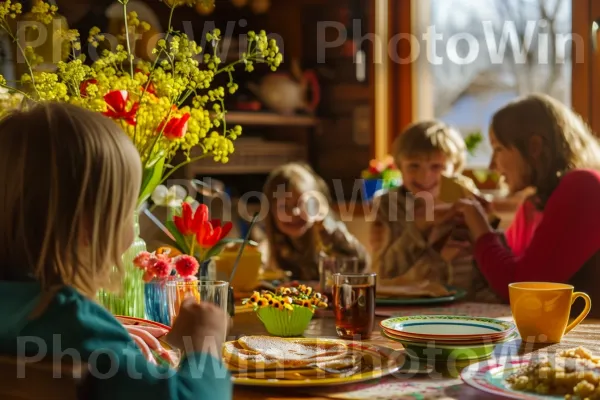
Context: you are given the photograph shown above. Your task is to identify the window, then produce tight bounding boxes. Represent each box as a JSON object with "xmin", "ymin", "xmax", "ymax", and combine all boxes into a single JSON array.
[{"xmin": 422, "ymin": 0, "xmax": 573, "ymax": 168}]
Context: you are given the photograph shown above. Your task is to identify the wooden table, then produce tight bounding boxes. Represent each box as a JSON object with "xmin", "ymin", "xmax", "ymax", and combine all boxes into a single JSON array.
[{"xmin": 229, "ymin": 307, "xmax": 600, "ymax": 400}]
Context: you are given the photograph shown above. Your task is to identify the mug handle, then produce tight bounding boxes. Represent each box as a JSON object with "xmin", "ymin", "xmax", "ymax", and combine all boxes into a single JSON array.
[{"xmin": 564, "ymin": 292, "xmax": 592, "ymax": 334}]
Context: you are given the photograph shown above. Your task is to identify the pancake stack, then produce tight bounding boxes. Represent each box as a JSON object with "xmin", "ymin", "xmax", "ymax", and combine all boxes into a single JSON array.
[{"xmin": 223, "ymin": 336, "xmax": 363, "ymax": 380}]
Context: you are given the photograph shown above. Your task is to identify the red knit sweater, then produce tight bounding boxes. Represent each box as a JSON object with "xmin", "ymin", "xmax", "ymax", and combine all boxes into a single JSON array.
[{"xmin": 475, "ymin": 169, "xmax": 600, "ymax": 301}]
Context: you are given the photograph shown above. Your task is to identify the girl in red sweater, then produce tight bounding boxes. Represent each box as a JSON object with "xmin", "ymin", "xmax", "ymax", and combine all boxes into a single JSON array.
[{"xmin": 454, "ymin": 93, "xmax": 600, "ymax": 316}]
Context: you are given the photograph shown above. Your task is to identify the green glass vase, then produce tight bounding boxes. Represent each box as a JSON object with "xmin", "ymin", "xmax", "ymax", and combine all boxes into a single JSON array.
[{"xmin": 97, "ymin": 212, "xmax": 146, "ymax": 318}]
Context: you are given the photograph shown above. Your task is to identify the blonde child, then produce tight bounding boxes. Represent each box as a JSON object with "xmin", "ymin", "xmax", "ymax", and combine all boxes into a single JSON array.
[
  {"xmin": 370, "ymin": 120, "xmax": 500, "ymax": 302},
  {"xmin": 0, "ymin": 103, "xmax": 231, "ymax": 399},
  {"xmin": 263, "ymin": 162, "xmax": 369, "ymax": 281}
]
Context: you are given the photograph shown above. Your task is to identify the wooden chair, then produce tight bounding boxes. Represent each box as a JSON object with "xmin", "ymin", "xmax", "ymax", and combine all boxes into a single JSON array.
[{"xmin": 0, "ymin": 355, "xmax": 89, "ymax": 400}]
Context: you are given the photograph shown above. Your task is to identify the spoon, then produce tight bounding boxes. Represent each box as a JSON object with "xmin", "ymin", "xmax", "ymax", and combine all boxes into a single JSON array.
[{"xmin": 229, "ymin": 212, "xmax": 259, "ymax": 282}]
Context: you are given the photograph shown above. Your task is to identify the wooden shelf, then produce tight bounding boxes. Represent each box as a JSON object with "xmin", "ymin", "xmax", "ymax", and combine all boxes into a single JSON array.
[
  {"xmin": 185, "ymin": 138, "xmax": 308, "ymax": 177},
  {"xmin": 223, "ymin": 111, "xmax": 320, "ymax": 127}
]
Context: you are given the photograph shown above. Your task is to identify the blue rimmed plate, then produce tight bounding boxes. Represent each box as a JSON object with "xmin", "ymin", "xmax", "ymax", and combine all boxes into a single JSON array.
[
  {"xmin": 380, "ymin": 315, "xmax": 516, "ymax": 341},
  {"xmin": 376, "ymin": 286, "xmax": 466, "ymax": 306}
]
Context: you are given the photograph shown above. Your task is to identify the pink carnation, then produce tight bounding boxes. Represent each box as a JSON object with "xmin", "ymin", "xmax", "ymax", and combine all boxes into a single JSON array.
[
  {"xmin": 174, "ymin": 255, "xmax": 199, "ymax": 278},
  {"xmin": 150, "ymin": 259, "xmax": 173, "ymax": 279},
  {"xmin": 142, "ymin": 270, "xmax": 155, "ymax": 283},
  {"xmin": 156, "ymin": 253, "xmax": 172, "ymax": 264},
  {"xmin": 133, "ymin": 251, "xmax": 152, "ymax": 270}
]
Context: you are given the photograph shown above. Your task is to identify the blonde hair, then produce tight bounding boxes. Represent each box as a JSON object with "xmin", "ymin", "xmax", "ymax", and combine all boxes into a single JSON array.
[
  {"xmin": 262, "ymin": 163, "xmax": 333, "ymax": 273},
  {"xmin": 0, "ymin": 102, "xmax": 141, "ymax": 297},
  {"xmin": 491, "ymin": 93, "xmax": 600, "ymax": 207},
  {"xmin": 263, "ymin": 162, "xmax": 333, "ymax": 230},
  {"xmin": 391, "ymin": 120, "xmax": 467, "ymax": 174}
]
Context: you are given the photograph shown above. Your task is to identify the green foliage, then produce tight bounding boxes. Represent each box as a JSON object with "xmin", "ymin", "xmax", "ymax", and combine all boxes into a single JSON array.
[{"xmin": 465, "ymin": 131, "xmax": 483, "ymax": 156}]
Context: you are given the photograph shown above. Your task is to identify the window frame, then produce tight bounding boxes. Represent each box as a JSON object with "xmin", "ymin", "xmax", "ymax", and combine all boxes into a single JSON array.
[{"xmin": 376, "ymin": 0, "xmax": 594, "ymax": 166}]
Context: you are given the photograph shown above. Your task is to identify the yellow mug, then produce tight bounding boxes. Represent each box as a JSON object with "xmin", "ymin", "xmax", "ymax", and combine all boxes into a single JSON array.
[{"xmin": 509, "ymin": 282, "xmax": 591, "ymax": 343}]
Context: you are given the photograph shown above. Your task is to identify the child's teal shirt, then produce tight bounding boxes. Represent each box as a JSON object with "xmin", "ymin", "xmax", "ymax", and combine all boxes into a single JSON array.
[{"xmin": 0, "ymin": 281, "xmax": 232, "ymax": 400}]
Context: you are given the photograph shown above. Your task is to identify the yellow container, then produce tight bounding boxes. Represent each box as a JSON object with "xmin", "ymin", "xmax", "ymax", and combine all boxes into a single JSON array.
[{"xmin": 214, "ymin": 246, "xmax": 262, "ymax": 292}]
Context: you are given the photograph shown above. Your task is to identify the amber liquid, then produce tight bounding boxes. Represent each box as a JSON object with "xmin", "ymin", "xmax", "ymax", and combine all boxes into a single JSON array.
[{"xmin": 333, "ymin": 284, "xmax": 375, "ymax": 339}]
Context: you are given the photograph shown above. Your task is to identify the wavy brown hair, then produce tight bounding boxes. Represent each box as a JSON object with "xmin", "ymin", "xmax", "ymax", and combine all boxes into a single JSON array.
[
  {"xmin": 491, "ymin": 93, "xmax": 600, "ymax": 208},
  {"xmin": 0, "ymin": 102, "xmax": 141, "ymax": 297}
]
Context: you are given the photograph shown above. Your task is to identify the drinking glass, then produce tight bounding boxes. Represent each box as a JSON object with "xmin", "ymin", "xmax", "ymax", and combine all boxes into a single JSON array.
[
  {"xmin": 166, "ymin": 279, "xmax": 229, "ymax": 325},
  {"xmin": 144, "ymin": 280, "xmax": 170, "ymax": 326},
  {"xmin": 332, "ymin": 273, "xmax": 377, "ymax": 340},
  {"xmin": 318, "ymin": 255, "xmax": 359, "ymax": 301}
]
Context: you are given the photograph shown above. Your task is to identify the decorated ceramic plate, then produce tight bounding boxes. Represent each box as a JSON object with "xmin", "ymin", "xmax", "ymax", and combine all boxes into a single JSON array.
[
  {"xmin": 461, "ymin": 357, "xmax": 563, "ymax": 399},
  {"xmin": 382, "ymin": 325, "xmax": 518, "ymax": 346},
  {"xmin": 375, "ymin": 287, "xmax": 467, "ymax": 306},
  {"xmin": 227, "ymin": 339, "xmax": 405, "ymax": 387},
  {"xmin": 115, "ymin": 315, "xmax": 171, "ymax": 336},
  {"xmin": 380, "ymin": 315, "xmax": 516, "ymax": 340},
  {"xmin": 115, "ymin": 315, "xmax": 179, "ymax": 368},
  {"xmin": 382, "ymin": 330, "xmax": 519, "ymax": 361}
]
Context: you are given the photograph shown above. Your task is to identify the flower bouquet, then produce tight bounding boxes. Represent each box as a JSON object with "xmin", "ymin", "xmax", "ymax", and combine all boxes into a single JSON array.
[
  {"xmin": 134, "ymin": 248, "xmax": 199, "ymax": 325},
  {"xmin": 0, "ymin": 0, "xmax": 282, "ymax": 317},
  {"xmin": 243, "ymin": 285, "xmax": 328, "ymax": 337},
  {"xmin": 360, "ymin": 155, "xmax": 401, "ymax": 200},
  {"xmin": 137, "ymin": 198, "xmax": 242, "ymax": 323}
]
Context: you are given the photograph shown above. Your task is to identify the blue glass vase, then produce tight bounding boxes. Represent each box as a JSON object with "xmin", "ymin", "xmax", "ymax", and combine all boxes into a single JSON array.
[{"xmin": 144, "ymin": 279, "xmax": 170, "ymax": 326}]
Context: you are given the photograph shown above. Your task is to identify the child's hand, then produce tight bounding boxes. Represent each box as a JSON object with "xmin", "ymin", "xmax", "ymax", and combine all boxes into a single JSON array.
[
  {"xmin": 165, "ymin": 297, "xmax": 230, "ymax": 360},
  {"xmin": 451, "ymin": 198, "xmax": 493, "ymax": 241},
  {"xmin": 440, "ymin": 238, "xmax": 471, "ymax": 263}
]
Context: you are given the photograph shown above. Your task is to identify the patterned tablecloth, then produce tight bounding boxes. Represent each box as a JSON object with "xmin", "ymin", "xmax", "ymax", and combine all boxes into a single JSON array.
[
  {"xmin": 309, "ymin": 302, "xmax": 514, "ymax": 400},
  {"xmin": 311, "ymin": 376, "xmax": 464, "ymax": 400}
]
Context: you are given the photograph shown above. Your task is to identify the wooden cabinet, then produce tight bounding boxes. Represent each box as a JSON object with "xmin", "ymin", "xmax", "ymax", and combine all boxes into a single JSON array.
[{"xmin": 184, "ymin": 111, "xmax": 320, "ymax": 178}]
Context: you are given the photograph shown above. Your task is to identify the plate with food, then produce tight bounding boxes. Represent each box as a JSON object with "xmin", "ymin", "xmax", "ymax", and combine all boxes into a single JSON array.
[
  {"xmin": 223, "ymin": 335, "xmax": 404, "ymax": 387},
  {"xmin": 375, "ymin": 284, "xmax": 467, "ymax": 306},
  {"xmin": 461, "ymin": 347, "xmax": 600, "ymax": 399},
  {"xmin": 115, "ymin": 315, "xmax": 180, "ymax": 369}
]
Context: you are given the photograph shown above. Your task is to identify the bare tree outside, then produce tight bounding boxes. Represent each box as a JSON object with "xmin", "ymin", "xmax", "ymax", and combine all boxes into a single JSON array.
[{"xmin": 429, "ymin": 0, "xmax": 572, "ymax": 167}]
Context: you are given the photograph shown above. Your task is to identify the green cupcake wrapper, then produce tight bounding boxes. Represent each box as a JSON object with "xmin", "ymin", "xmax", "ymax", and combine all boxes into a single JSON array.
[{"xmin": 257, "ymin": 305, "xmax": 314, "ymax": 337}]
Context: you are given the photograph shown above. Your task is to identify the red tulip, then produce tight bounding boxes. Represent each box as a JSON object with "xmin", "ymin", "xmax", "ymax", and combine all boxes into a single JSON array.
[
  {"xmin": 173, "ymin": 203, "xmax": 232, "ymax": 249},
  {"xmin": 196, "ymin": 219, "xmax": 232, "ymax": 248},
  {"xmin": 173, "ymin": 202, "xmax": 208, "ymax": 236},
  {"xmin": 103, "ymin": 90, "xmax": 139, "ymax": 126},
  {"xmin": 80, "ymin": 79, "xmax": 97, "ymax": 97},
  {"xmin": 135, "ymin": 68, "xmax": 157, "ymax": 95},
  {"xmin": 158, "ymin": 113, "xmax": 190, "ymax": 140}
]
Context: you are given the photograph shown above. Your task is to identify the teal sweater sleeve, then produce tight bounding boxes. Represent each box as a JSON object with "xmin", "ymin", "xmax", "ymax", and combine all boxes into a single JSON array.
[
  {"xmin": 84, "ymin": 350, "xmax": 232, "ymax": 400},
  {"xmin": 3, "ymin": 284, "xmax": 232, "ymax": 400}
]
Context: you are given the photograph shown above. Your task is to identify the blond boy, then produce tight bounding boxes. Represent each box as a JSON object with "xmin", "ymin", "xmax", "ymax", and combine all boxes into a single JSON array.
[{"xmin": 370, "ymin": 121, "xmax": 500, "ymax": 302}]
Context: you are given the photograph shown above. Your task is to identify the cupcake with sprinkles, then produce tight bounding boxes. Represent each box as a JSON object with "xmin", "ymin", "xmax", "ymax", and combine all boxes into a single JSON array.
[{"xmin": 242, "ymin": 285, "xmax": 328, "ymax": 337}]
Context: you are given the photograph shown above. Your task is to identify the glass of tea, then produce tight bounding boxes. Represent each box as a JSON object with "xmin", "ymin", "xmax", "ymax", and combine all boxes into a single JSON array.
[
  {"xmin": 332, "ymin": 273, "xmax": 377, "ymax": 340},
  {"xmin": 319, "ymin": 255, "xmax": 359, "ymax": 302}
]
